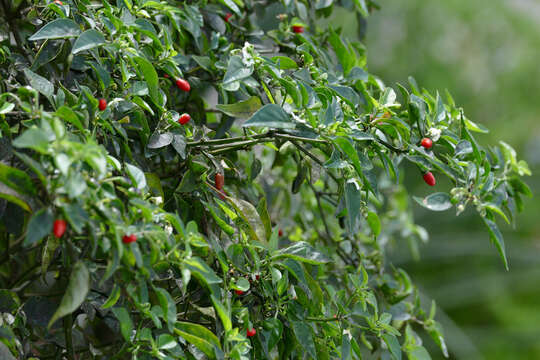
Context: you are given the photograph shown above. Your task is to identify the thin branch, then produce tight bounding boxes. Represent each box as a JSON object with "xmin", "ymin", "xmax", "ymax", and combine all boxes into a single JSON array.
[{"xmin": 291, "ymin": 140, "xmax": 339, "ymax": 184}]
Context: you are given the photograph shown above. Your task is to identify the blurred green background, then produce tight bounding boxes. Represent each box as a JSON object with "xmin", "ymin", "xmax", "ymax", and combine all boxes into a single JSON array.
[{"xmin": 361, "ymin": 0, "xmax": 539, "ymax": 359}]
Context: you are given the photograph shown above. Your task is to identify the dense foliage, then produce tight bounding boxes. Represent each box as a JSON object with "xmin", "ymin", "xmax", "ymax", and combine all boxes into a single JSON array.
[{"xmin": 0, "ymin": 0, "xmax": 531, "ymax": 359}]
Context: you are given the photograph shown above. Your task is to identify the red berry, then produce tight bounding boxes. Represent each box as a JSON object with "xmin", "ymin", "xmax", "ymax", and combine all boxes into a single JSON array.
[
  {"xmin": 420, "ymin": 137, "xmax": 433, "ymax": 149},
  {"xmin": 175, "ymin": 78, "xmax": 190, "ymax": 92},
  {"xmin": 122, "ymin": 234, "xmax": 137, "ymax": 244},
  {"xmin": 292, "ymin": 25, "xmax": 304, "ymax": 34},
  {"xmin": 234, "ymin": 289, "xmax": 244, "ymax": 296},
  {"xmin": 255, "ymin": 274, "xmax": 260, "ymax": 281},
  {"xmin": 278, "ymin": 229, "xmax": 283, "ymax": 237},
  {"xmin": 178, "ymin": 113, "xmax": 191, "ymax": 125},
  {"xmin": 246, "ymin": 328, "xmax": 256, "ymax": 337},
  {"xmin": 54, "ymin": 0, "xmax": 63, "ymax": 5},
  {"xmin": 423, "ymin": 172, "xmax": 436, "ymax": 186},
  {"xmin": 224, "ymin": 13, "xmax": 233, "ymax": 22},
  {"xmin": 215, "ymin": 173, "xmax": 224, "ymax": 191},
  {"xmin": 53, "ymin": 219, "xmax": 67, "ymax": 238},
  {"xmin": 164, "ymin": 74, "xmax": 170, "ymax": 79},
  {"xmin": 98, "ymin": 98, "xmax": 107, "ymax": 111}
]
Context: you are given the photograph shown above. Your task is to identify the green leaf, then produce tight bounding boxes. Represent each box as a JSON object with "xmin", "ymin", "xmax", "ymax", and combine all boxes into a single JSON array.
[
  {"xmin": 272, "ymin": 56, "xmax": 298, "ymax": 70},
  {"xmin": 210, "ymin": 295, "xmax": 232, "ymax": 332},
  {"xmin": 216, "ymin": 96, "xmax": 262, "ymax": 118},
  {"xmin": 483, "ymin": 218, "xmax": 509, "ymax": 270},
  {"xmin": 219, "ymin": 0, "xmax": 241, "ymax": 15},
  {"xmin": 111, "ymin": 307, "xmax": 134, "ymax": 342},
  {"xmin": 48, "ymin": 261, "xmax": 90, "ymax": 328},
  {"xmin": 382, "ymin": 333, "xmax": 402, "ymax": 360},
  {"xmin": 222, "ymin": 55, "xmax": 254, "ymax": 91},
  {"xmin": 344, "ymin": 179, "xmax": 361, "ymax": 235},
  {"xmin": 24, "ymin": 68, "xmax": 54, "ymax": 98},
  {"xmin": 271, "ymin": 241, "xmax": 329, "ymax": 264},
  {"xmin": 328, "ymin": 29, "xmax": 354, "ymax": 75},
  {"xmin": 405, "ymin": 345, "xmax": 432, "ymax": 360},
  {"xmin": 0, "ymin": 342, "xmax": 16, "ymax": 360},
  {"xmin": 0, "ymin": 102, "xmax": 14, "ymax": 114},
  {"xmin": 413, "ymin": 193, "xmax": 452, "ymax": 211},
  {"xmin": 72, "ymin": 29, "xmax": 106, "ymax": 54},
  {"xmin": 484, "ymin": 203, "xmax": 510, "ymax": 224},
  {"xmin": 101, "ymin": 284, "xmax": 121, "ymax": 309},
  {"xmin": 0, "ymin": 162, "xmax": 36, "ymax": 196},
  {"xmin": 147, "ymin": 132, "xmax": 173, "ymax": 149},
  {"xmin": 352, "ymin": 0, "xmax": 369, "ymax": 17},
  {"xmin": 261, "ymin": 318, "xmax": 283, "ymax": 355},
  {"xmin": 134, "ymin": 56, "xmax": 161, "ymax": 106},
  {"xmin": 175, "ymin": 321, "xmax": 220, "ymax": 358},
  {"xmin": 464, "ymin": 118, "xmax": 489, "ymax": 133},
  {"xmin": 366, "ymin": 211, "xmax": 381, "ymax": 237},
  {"xmin": 125, "ymin": 163, "xmax": 147, "ymax": 190},
  {"xmin": 158, "ymin": 334, "xmax": 178, "ymax": 350},
  {"xmin": 426, "ymin": 321, "xmax": 448, "ymax": 358},
  {"xmin": 23, "ymin": 208, "xmax": 54, "ymax": 247},
  {"xmin": 291, "ymin": 321, "xmax": 317, "ymax": 358},
  {"xmin": 334, "ymin": 137, "xmax": 374, "ymax": 194},
  {"xmin": 183, "ymin": 257, "xmax": 222, "ymax": 286},
  {"xmin": 243, "ymin": 104, "xmax": 293, "ymax": 129},
  {"xmin": 56, "ymin": 106, "xmax": 84, "ymax": 132},
  {"xmin": 154, "ymin": 287, "xmax": 177, "ymax": 332},
  {"xmin": 256, "ymin": 197, "xmax": 272, "ymax": 241},
  {"xmin": 455, "ymin": 140, "xmax": 472, "ymax": 157},
  {"xmin": 234, "ymin": 277, "xmax": 250, "ymax": 291},
  {"xmin": 228, "ymin": 197, "xmax": 266, "ymax": 242},
  {"xmin": 28, "ymin": 19, "xmax": 81, "ymax": 41}
]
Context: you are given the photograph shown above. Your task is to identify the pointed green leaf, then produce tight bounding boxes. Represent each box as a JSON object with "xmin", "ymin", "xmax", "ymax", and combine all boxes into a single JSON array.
[
  {"xmin": 483, "ymin": 218, "xmax": 509, "ymax": 270},
  {"xmin": 243, "ymin": 104, "xmax": 293, "ymax": 129},
  {"xmin": 29, "ymin": 19, "xmax": 81, "ymax": 41},
  {"xmin": 216, "ymin": 96, "xmax": 262, "ymax": 118},
  {"xmin": 413, "ymin": 193, "xmax": 452, "ymax": 211},
  {"xmin": 72, "ymin": 29, "xmax": 106, "ymax": 54},
  {"xmin": 48, "ymin": 261, "xmax": 89, "ymax": 328}
]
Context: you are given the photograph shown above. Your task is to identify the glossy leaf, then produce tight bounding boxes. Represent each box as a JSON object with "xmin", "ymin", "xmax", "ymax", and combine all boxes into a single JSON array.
[{"xmin": 243, "ymin": 104, "xmax": 294, "ymax": 129}]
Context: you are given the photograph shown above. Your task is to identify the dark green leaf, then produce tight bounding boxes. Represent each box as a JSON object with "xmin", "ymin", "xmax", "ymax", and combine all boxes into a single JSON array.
[
  {"xmin": 23, "ymin": 208, "xmax": 53, "ymax": 247},
  {"xmin": 125, "ymin": 163, "xmax": 147, "ymax": 190},
  {"xmin": 154, "ymin": 287, "xmax": 177, "ymax": 332},
  {"xmin": 413, "ymin": 193, "xmax": 452, "ymax": 211},
  {"xmin": 483, "ymin": 218, "xmax": 509, "ymax": 270},
  {"xmin": 148, "ymin": 132, "xmax": 173, "ymax": 149},
  {"xmin": 222, "ymin": 55, "xmax": 253, "ymax": 91},
  {"xmin": 0, "ymin": 162, "xmax": 36, "ymax": 196},
  {"xmin": 243, "ymin": 104, "xmax": 293, "ymax": 129},
  {"xmin": 455, "ymin": 140, "xmax": 472, "ymax": 157},
  {"xmin": 382, "ymin": 333, "xmax": 402, "ymax": 360},
  {"xmin": 134, "ymin": 56, "xmax": 161, "ymax": 106},
  {"xmin": 48, "ymin": 261, "xmax": 89, "ymax": 328},
  {"xmin": 28, "ymin": 19, "xmax": 81, "ymax": 41},
  {"xmin": 345, "ymin": 179, "xmax": 361, "ymax": 235},
  {"xmin": 72, "ymin": 29, "xmax": 106, "ymax": 54},
  {"xmin": 24, "ymin": 68, "xmax": 54, "ymax": 98},
  {"xmin": 291, "ymin": 321, "xmax": 317, "ymax": 358}
]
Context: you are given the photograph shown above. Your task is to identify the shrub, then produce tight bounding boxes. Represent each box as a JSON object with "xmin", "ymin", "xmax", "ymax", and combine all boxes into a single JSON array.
[{"xmin": 0, "ymin": 0, "xmax": 531, "ymax": 359}]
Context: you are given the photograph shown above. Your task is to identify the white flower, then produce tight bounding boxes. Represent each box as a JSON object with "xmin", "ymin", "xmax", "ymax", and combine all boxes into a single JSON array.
[
  {"xmin": 427, "ymin": 127, "xmax": 442, "ymax": 142},
  {"xmin": 241, "ymin": 42, "xmax": 256, "ymax": 67}
]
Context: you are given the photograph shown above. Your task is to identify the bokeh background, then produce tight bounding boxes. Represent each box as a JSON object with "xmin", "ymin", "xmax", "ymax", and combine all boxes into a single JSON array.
[{"xmin": 358, "ymin": 0, "xmax": 539, "ymax": 359}]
